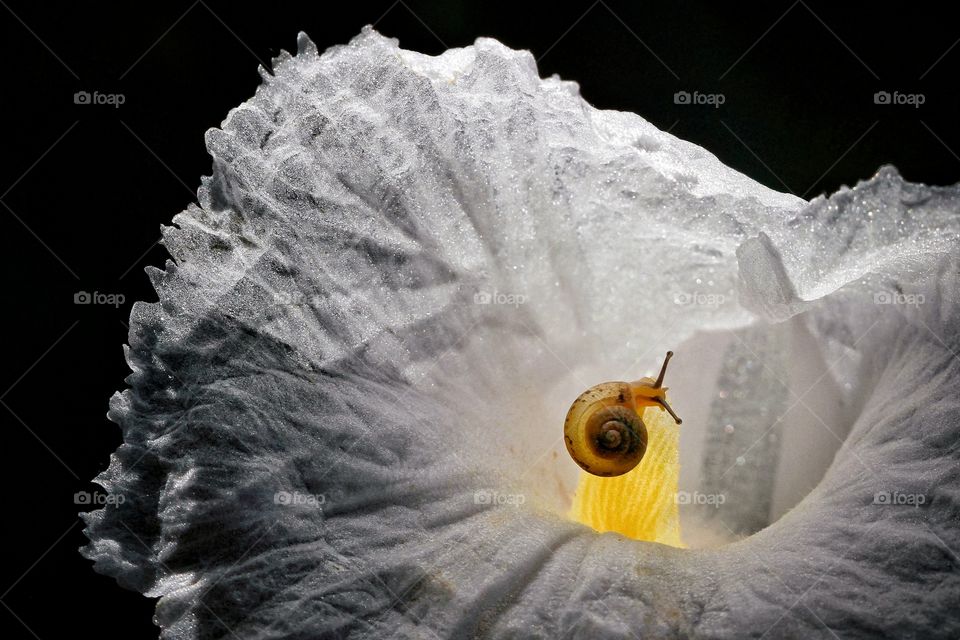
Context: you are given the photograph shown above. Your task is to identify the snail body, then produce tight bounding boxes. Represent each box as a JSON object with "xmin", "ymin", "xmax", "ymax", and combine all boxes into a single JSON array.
[{"xmin": 564, "ymin": 351, "xmax": 682, "ymax": 477}]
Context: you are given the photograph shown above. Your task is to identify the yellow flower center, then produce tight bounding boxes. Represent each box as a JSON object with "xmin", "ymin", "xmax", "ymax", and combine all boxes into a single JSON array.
[{"xmin": 568, "ymin": 406, "xmax": 684, "ymax": 547}]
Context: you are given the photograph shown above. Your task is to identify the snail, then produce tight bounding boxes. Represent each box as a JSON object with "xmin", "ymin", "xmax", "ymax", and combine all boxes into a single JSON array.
[{"xmin": 564, "ymin": 351, "xmax": 682, "ymax": 477}]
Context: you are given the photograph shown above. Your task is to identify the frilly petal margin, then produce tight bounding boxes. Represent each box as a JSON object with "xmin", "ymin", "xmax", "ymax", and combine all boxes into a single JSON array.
[{"xmin": 81, "ymin": 27, "xmax": 960, "ymax": 639}]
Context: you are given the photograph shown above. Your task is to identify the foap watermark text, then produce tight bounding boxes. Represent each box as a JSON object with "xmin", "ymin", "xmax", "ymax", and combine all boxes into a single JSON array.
[
  {"xmin": 873, "ymin": 491, "xmax": 925, "ymax": 507},
  {"xmin": 474, "ymin": 489, "xmax": 525, "ymax": 507},
  {"xmin": 74, "ymin": 90, "xmax": 125, "ymax": 108},
  {"xmin": 274, "ymin": 490, "xmax": 326, "ymax": 507},
  {"xmin": 74, "ymin": 291, "xmax": 126, "ymax": 307},
  {"xmin": 675, "ymin": 491, "xmax": 726, "ymax": 508},
  {"xmin": 674, "ymin": 292, "xmax": 726, "ymax": 307},
  {"xmin": 674, "ymin": 91, "xmax": 725, "ymax": 108},
  {"xmin": 874, "ymin": 291, "xmax": 924, "ymax": 307},
  {"xmin": 874, "ymin": 91, "xmax": 924, "ymax": 108},
  {"xmin": 473, "ymin": 290, "xmax": 527, "ymax": 307}
]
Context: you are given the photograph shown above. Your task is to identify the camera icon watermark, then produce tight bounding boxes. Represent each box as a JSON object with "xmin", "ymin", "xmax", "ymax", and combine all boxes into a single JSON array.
[
  {"xmin": 674, "ymin": 91, "xmax": 725, "ymax": 108},
  {"xmin": 74, "ymin": 90, "xmax": 126, "ymax": 108},
  {"xmin": 274, "ymin": 490, "xmax": 326, "ymax": 507},
  {"xmin": 74, "ymin": 490, "xmax": 125, "ymax": 506},
  {"xmin": 675, "ymin": 491, "xmax": 726, "ymax": 508},
  {"xmin": 873, "ymin": 91, "xmax": 924, "ymax": 108},
  {"xmin": 673, "ymin": 291, "xmax": 725, "ymax": 307},
  {"xmin": 873, "ymin": 291, "xmax": 924, "ymax": 307},
  {"xmin": 74, "ymin": 290, "xmax": 126, "ymax": 308},
  {"xmin": 474, "ymin": 489, "xmax": 526, "ymax": 507},
  {"xmin": 873, "ymin": 491, "xmax": 925, "ymax": 507}
]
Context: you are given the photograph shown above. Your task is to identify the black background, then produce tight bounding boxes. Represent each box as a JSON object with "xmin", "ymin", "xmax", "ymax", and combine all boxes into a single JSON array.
[{"xmin": 2, "ymin": 1, "xmax": 958, "ymax": 638}]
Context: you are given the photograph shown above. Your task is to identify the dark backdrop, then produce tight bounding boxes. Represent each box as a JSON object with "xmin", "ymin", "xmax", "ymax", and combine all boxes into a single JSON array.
[{"xmin": 2, "ymin": 2, "xmax": 958, "ymax": 638}]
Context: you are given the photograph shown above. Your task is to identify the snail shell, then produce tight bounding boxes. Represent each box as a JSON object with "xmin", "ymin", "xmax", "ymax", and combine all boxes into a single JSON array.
[{"xmin": 564, "ymin": 382, "xmax": 648, "ymax": 477}]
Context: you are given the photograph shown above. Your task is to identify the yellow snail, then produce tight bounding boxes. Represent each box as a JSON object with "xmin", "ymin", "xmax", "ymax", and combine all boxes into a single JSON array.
[{"xmin": 564, "ymin": 351, "xmax": 682, "ymax": 477}]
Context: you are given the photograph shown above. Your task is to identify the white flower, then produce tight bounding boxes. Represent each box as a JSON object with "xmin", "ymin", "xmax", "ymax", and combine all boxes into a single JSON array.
[{"xmin": 82, "ymin": 28, "xmax": 960, "ymax": 639}]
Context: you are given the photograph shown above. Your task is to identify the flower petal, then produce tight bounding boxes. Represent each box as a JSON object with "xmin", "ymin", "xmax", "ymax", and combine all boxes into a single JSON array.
[{"xmin": 82, "ymin": 28, "xmax": 960, "ymax": 639}]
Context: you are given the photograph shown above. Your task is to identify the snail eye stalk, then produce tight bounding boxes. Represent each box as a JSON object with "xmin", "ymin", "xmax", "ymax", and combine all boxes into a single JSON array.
[{"xmin": 653, "ymin": 349, "xmax": 673, "ymax": 388}]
